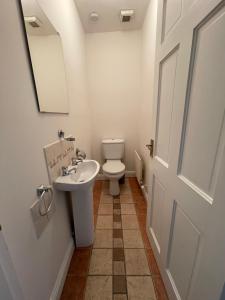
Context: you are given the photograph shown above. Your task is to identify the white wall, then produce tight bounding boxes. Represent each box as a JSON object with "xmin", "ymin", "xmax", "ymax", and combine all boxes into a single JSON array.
[
  {"xmin": 0, "ymin": 0, "xmax": 91, "ymax": 299},
  {"xmin": 86, "ymin": 31, "xmax": 141, "ymax": 171},
  {"xmin": 0, "ymin": 0, "xmax": 158, "ymax": 298},
  {"xmin": 138, "ymin": 0, "xmax": 158, "ymax": 194}
]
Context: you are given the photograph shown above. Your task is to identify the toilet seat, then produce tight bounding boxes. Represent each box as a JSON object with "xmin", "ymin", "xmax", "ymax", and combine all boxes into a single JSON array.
[{"xmin": 103, "ymin": 160, "xmax": 125, "ymax": 175}]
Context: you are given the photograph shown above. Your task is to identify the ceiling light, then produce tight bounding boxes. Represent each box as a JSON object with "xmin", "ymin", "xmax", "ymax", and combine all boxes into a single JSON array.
[{"xmin": 89, "ymin": 12, "xmax": 99, "ymax": 22}]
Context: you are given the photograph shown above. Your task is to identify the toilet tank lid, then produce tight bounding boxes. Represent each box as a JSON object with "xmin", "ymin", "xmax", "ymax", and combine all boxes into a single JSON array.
[{"xmin": 102, "ymin": 139, "xmax": 124, "ymax": 144}]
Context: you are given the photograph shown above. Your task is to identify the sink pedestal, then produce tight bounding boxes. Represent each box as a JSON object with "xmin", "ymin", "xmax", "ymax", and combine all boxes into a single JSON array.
[
  {"xmin": 54, "ymin": 160, "xmax": 100, "ymax": 247},
  {"xmin": 71, "ymin": 187, "xmax": 94, "ymax": 247}
]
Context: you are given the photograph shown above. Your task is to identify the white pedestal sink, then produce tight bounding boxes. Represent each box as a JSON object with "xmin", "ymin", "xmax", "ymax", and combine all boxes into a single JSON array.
[{"xmin": 54, "ymin": 160, "xmax": 100, "ymax": 247}]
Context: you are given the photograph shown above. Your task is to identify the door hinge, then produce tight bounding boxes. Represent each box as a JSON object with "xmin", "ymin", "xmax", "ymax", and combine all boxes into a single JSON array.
[{"xmin": 146, "ymin": 139, "xmax": 154, "ymax": 157}]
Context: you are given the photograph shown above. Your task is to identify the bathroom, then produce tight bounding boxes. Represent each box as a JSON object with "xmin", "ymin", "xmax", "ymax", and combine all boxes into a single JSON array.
[{"xmin": 1, "ymin": 0, "xmax": 225, "ymax": 299}]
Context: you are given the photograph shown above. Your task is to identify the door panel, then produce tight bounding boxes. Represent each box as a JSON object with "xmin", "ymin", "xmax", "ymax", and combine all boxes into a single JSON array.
[
  {"xmin": 155, "ymin": 47, "xmax": 179, "ymax": 167},
  {"xmin": 150, "ymin": 176, "xmax": 166, "ymax": 253},
  {"xmin": 162, "ymin": 0, "xmax": 182, "ymax": 41},
  {"xmin": 167, "ymin": 204, "xmax": 200, "ymax": 300},
  {"xmin": 179, "ymin": 5, "xmax": 225, "ymax": 201}
]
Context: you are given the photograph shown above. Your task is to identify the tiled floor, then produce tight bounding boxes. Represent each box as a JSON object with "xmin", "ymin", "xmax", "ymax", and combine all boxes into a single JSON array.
[{"xmin": 61, "ymin": 178, "xmax": 168, "ymax": 300}]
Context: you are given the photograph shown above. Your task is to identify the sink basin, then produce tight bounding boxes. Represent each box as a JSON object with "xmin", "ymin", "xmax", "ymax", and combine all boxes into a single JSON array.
[
  {"xmin": 54, "ymin": 160, "xmax": 100, "ymax": 247},
  {"xmin": 54, "ymin": 160, "xmax": 100, "ymax": 191}
]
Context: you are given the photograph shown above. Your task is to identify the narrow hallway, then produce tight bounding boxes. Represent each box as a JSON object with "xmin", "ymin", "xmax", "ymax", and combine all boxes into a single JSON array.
[{"xmin": 61, "ymin": 179, "xmax": 168, "ymax": 299}]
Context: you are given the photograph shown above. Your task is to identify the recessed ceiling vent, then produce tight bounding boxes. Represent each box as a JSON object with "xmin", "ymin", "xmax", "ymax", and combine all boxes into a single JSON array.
[
  {"xmin": 120, "ymin": 9, "xmax": 135, "ymax": 23},
  {"xmin": 24, "ymin": 16, "xmax": 42, "ymax": 28}
]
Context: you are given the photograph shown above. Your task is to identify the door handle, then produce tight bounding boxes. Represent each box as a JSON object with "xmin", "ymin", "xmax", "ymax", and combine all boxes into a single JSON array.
[{"xmin": 146, "ymin": 139, "xmax": 154, "ymax": 157}]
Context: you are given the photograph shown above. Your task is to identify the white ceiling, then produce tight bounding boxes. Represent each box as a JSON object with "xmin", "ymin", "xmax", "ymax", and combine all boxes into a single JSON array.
[{"xmin": 74, "ymin": 0, "xmax": 150, "ymax": 33}]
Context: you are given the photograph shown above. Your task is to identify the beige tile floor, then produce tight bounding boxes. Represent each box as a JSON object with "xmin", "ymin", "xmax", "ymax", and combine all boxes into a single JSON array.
[
  {"xmin": 61, "ymin": 179, "xmax": 168, "ymax": 300},
  {"xmin": 85, "ymin": 180, "xmax": 156, "ymax": 300}
]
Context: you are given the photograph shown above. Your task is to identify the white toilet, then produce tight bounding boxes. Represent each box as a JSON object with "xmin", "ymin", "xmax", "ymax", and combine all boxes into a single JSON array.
[{"xmin": 102, "ymin": 139, "xmax": 125, "ymax": 196}]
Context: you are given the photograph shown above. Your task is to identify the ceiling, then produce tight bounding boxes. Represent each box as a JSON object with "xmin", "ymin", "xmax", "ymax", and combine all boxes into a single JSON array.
[
  {"xmin": 21, "ymin": 0, "xmax": 57, "ymax": 35},
  {"xmin": 74, "ymin": 0, "xmax": 150, "ymax": 33}
]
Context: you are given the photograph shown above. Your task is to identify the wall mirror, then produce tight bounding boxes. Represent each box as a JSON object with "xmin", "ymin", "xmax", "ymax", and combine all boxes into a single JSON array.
[{"xmin": 20, "ymin": 0, "xmax": 69, "ymax": 113}]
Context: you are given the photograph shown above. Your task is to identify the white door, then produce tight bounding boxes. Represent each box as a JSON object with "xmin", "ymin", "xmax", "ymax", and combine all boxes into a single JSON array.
[{"xmin": 147, "ymin": 0, "xmax": 225, "ymax": 299}]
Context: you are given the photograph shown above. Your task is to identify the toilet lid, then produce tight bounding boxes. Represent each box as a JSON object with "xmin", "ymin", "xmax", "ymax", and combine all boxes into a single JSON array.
[{"xmin": 103, "ymin": 160, "xmax": 125, "ymax": 174}]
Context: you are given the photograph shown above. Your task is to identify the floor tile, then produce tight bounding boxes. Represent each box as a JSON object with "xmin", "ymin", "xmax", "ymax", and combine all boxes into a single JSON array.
[
  {"xmin": 96, "ymin": 216, "xmax": 113, "ymax": 229},
  {"xmin": 61, "ymin": 276, "xmax": 86, "ymax": 300},
  {"xmin": 114, "ymin": 209, "xmax": 121, "ymax": 215},
  {"xmin": 121, "ymin": 215, "xmax": 139, "ymax": 229},
  {"xmin": 113, "ymin": 261, "xmax": 125, "ymax": 275},
  {"xmin": 94, "ymin": 230, "xmax": 113, "ymax": 248},
  {"xmin": 113, "ymin": 295, "xmax": 127, "ymax": 300},
  {"xmin": 113, "ymin": 199, "xmax": 120, "ymax": 204},
  {"xmin": 114, "ymin": 203, "xmax": 121, "ymax": 209},
  {"xmin": 127, "ymin": 276, "xmax": 156, "ymax": 300},
  {"xmin": 101, "ymin": 198, "xmax": 113, "ymax": 204},
  {"xmin": 114, "ymin": 214, "xmax": 122, "ymax": 222},
  {"xmin": 114, "ymin": 222, "xmax": 122, "ymax": 229},
  {"xmin": 146, "ymin": 249, "xmax": 160, "ymax": 276},
  {"xmin": 120, "ymin": 185, "xmax": 132, "ymax": 195},
  {"xmin": 85, "ymin": 276, "xmax": 112, "ymax": 300},
  {"xmin": 98, "ymin": 204, "xmax": 113, "ymax": 215},
  {"xmin": 135, "ymin": 203, "xmax": 147, "ymax": 215},
  {"xmin": 113, "ymin": 248, "xmax": 125, "ymax": 261},
  {"xmin": 125, "ymin": 249, "xmax": 150, "ymax": 275},
  {"xmin": 123, "ymin": 230, "xmax": 144, "ymax": 248},
  {"xmin": 62, "ymin": 179, "xmax": 168, "ymax": 300},
  {"xmin": 101, "ymin": 195, "xmax": 113, "ymax": 204},
  {"xmin": 68, "ymin": 249, "xmax": 91, "ymax": 276},
  {"xmin": 113, "ymin": 229, "xmax": 123, "ymax": 238},
  {"xmin": 113, "ymin": 276, "xmax": 127, "ymax": 294},
  {"xmin": 102, "ymin": 185, "xmax": 110, "ymax": 195},
  {"xmin": 113, "ymin": 238, "xmax": 124, "ymax": 248},
  {"xmin": 121, "ymin": 204, "xmax": 136, "ymax": 215},
  {"xmin": 89, "ymin": 249, "xmax": 112, "ymax": 275},
  {"xmin": 153, "ymin": 277, "xmax": 169, "ymax": 300},
  {"xmin": 120, "ymin": 195, "xmax": 134, "ymax": 204}
]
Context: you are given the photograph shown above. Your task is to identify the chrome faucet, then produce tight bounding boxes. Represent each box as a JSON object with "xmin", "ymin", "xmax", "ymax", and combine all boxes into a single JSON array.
[{"xmin": 61, "ymin": 166, "xmax": 77, "ymax": 176}]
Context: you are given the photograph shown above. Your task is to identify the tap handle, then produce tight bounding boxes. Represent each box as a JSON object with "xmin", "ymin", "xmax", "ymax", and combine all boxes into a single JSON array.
[{"xmin": 61, "ymin": 166, "xmax": 68, "ymax": 176}]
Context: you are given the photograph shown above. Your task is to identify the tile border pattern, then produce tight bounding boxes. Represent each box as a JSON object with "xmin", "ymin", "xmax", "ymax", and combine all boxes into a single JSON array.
[{"xmin": 60, "ymin": 179, "xmax": 168, "ymax": 300}]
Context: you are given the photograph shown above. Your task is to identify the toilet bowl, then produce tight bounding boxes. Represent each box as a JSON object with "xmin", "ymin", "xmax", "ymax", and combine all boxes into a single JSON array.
[
  {"xmin": 102, "ymin": 160, "xmax": 125, "ymax": 196},
  {"xmin": 102, "ymin": 139, "xmax": 125, "ymax": 196}
]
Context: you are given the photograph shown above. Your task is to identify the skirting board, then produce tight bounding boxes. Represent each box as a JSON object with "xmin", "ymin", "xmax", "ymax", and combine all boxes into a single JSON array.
[
  {"xmin": 97, "ymin": 171, "xmax": 136, "ymax": 180},
  {"xmin": 50, "ymin": 238, "xmax": 74, "ymax": 300}
]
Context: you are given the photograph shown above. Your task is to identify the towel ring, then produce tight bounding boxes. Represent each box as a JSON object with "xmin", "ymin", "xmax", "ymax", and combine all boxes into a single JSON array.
[{"xmin": 37, "ymin": 185, "xmax": 53, "ymax": 216}]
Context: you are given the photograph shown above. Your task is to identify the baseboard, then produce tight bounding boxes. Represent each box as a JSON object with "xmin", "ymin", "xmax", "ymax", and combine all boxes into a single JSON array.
[
  {"xmin": 125, "ymin": 171, "xmax": 136, "ymax": 177},
  {"xmin": 97, "ymin": 171, "xmax": 136, "ymax": 180},
  {"xmin": 50, "ymin": 238, "xmax": 74, "ymax": 300}
]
